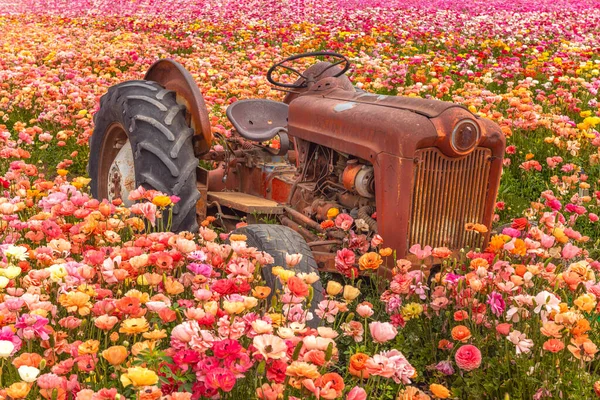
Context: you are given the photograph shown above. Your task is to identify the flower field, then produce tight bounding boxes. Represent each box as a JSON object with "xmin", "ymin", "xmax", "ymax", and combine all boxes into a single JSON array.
[{"xmin": 0, "ymin": 0, "xmax": 599, "ymax": 398}]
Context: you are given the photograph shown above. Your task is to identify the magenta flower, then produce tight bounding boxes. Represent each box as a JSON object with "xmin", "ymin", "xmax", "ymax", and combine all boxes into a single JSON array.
[
  {"xmin": 15, "ymin": 314, "xmax": 51, "ymax": 341},
  {"xmin": 487, "ymin": 291, "xmax": 506, "ymax": 317}
]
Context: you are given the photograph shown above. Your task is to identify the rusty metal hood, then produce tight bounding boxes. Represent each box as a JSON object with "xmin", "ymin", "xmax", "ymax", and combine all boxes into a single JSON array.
[
  {"xmin": 321, "ymin": 89, "xmax": 466, "ymax": 118},
  {"xmin": 288, "ymin": 87, "xmax": 503, "ymax": 161}
]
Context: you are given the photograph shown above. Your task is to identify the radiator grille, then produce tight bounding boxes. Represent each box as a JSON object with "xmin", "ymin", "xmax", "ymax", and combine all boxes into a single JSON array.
[{"xmin": 409, "ymin": 147, "xmax": 491, "ymax": 250}]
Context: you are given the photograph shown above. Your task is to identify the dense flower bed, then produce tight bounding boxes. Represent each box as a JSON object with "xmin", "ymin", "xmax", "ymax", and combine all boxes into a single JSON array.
[
  {"xmin": 0, "ymin": 0, "xmax": 599, "ymax": 398},
  {"xmin": 0, "ymin": 172, "xmax": 598, "ymax": 399}
]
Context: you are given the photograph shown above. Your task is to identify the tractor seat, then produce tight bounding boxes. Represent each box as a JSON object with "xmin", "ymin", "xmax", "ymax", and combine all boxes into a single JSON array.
[{"xmin": 226, "ymin": 99, "xmax": 289, "ymax": 142}]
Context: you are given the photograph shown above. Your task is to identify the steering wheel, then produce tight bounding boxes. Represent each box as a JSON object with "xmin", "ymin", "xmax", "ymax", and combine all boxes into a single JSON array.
[{"xmin": 267, "ymin": 51, "xmax": 350, "ymax": 89}]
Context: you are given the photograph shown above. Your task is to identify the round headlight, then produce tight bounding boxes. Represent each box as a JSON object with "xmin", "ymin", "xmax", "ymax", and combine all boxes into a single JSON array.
[{"xmin": 451, "ymin": 119, "xmax": 480, "ymax": 154}]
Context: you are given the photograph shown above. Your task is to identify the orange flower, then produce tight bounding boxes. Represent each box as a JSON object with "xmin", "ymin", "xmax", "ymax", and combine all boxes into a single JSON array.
[
  {"xmin": 358, "ymin": 252, "xmax": 383, "ymax": 270},
  {"xmin": 451, "ymin": 325, "xmax": 472, "ymax": 342},
  {"xmin": 201, "ymin": 216, "xmax": 216, "ymax": 227},
  {"xmin": 572, "ymin": 319, "xmax": 591, "ymax": 337},
  {"xmin": 486, "ymin": 234, "xmax": 508, "ymax": 253},
  {"xmin": 58, "ymin": 291, "xmax": 92, "ymax": 316},
  {"xmin": 78, "ymin": 339, "xmax": 100, "ymax": 355},
  {"xmin": 317, "ymin": 372, "xmax": 344, "ymax": 394},
  {"xmin": 252, "ymin": 286, "xmax": 271, "ymax": 299},
  {"xmin": 164, "ymin": 278, "xmax": 184, "ymax": 295},
  {"xmin": 139, "ymin": 386, "xmax": 163, "ymax": 400},
  {"xmin": 509, "ymin": 239, "xmax": 527, "ymax": 256},
  {"xmin": 102, "ymin": 345, "xmax": 128, "ymax": 365},
  {"xmin": 287, "ymin": 276, "xmax": 309, "ymax": 298},
  {"xmin": 543, "ymin": 339, "xmax": 565, "ymax": 353},
  {"xmin": 116, "ymin": 296, "xmax": 142, "ymax": 315},
  {"xmin": 349, "ymin": 353, "xmax": 368, "ymax": 371},
  {"xmin": 229, "ymin": 234, "xmax": 247, "ymax": 242},
  {"xmin": 430, "ymin": 383, "xmax": 451, "ymax": 399},
  {"xmin": 379, "ymin": 247, "xmax": 393, "ymax": 257},
  {"xmin": 438, "ymin": 339, "xmax": 454, "ymax": 350},
  {"xmin": 470, "ymin": 258, "xmax": 489, "ymax": 270},
  {"xmin": 286, "ymin": 361, "xmax": 320, "ymax": 380},
  {"xmin": 513, "ymin": 264, "xmax": 527, "ymax": 277},
  {"xmin": 12, "ymin": 352, "xmax": 42, "ymax": 368},
  {"xmin": 6, "ymin": 382, "xmax": 31, "ymax": 399},
  {"xmin": 540, "ymin": 322, "xmax": 564, "ymax": 338},
  {"xmin": 568, "ymin": 337, "xmax": 598, "ymax": 361},
  {"xmin": 465, "ymin": 223, "xmax": 488, "ymax": 233},
  {"xmin": 320, "ymin": 220, "xmax": 335, "ymax": 229}
]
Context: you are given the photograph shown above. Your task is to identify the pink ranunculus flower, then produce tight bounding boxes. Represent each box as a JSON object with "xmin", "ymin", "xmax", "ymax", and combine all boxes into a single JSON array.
[
  {"xmin": 346, "ymin": 386, "xmax": 367, "ymax": 400},
  {"xmin": 409, "ymin": 244, "xmax": 432, "ymax": 260},
  {"xmin": 454, "ymin": 344, "xmax": 482, "ymax": 371},
  {"xmin": 369, "ymin": 321, "xmax": 397, "ymax": 343},
  {"xmin": 561, "ymin": 243, "xmax": 580, "ymax": 260},
  {"xmin": 335, "ymin": 213, "xmax": 354, "ymax": 231}
]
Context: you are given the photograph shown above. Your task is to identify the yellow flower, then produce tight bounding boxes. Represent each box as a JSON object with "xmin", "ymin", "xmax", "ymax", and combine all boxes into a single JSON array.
[
  {"xmin": 401, "ymin": 303, "xmax": 423, "ymax": 320},
  {"xmin": 229, "ymin": 234, "xmax": 247, "ymax": 242},
  {"xmin": 121, "ymin": 366, "xmax": 158, "ymax": 387},
  {"xmin": 223, "ymin": 300, "xmax": 245, "ymax": 315},
  {"xmin": 326, "ymin": 207, "xmax": 340, "ymax": 219},
  {"xmin": 574, "ymin": 293, "xmax": 597, "ymax": 312},
  {"xmin": 143, "ymin": 329, "xmax": 168, "ymax": 341},
  {"xmin": 72, "ymin": 176, "xmax": 92, "ymax": 189},
  {"xmin": 56, "ymin": 169, "xmax": 68, "ymax": 176},
  {"xmin": 343, "ymin": 285, "xmax": 361, "ymax": 302},
  {"xmin": 119, "ymin": 317, "xmax": 150, "ymax": 335},
  {"xmin": 326, "ymin": 281, "xmax": 343, "ymax": 296},
  {"xmin": 0, "ymin": 265, "xmax": 22, "ymax": 279},
  {"xmin": 580, "ymin": 110, "xmax": 592, "ymax": 118},
  {"xmin": 152, "ymin": 195, "xmax": 172, "ymax": 207},
  {"xmin": 430, "ymin": 383, "xmax": 451, "ymax": 399}
]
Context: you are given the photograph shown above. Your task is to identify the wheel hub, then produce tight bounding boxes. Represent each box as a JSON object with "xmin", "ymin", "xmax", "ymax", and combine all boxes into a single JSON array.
[{"xmin": 107, "ymin": 140, "xmax": 135, "ymax": 207}]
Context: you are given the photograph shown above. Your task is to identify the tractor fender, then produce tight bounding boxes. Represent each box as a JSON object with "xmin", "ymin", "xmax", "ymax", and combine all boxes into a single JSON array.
[{"xmin": 145, "ymin": 59, "xmax": 212, "ymax": 155}]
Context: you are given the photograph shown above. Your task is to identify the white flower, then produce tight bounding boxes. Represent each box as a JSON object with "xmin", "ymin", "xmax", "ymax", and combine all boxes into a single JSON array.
[
  {"xmin": 0, "ymin": 340, "xmax": 15, "ymax": 357},
  {"xmin": 0, "ymin": 276, "xmax": 9, "ymax": 289},
  {"xmin": 507, "ymin": 330, "xmax": 534, "ymax": 355},
  {"xmin": 18, "ymin": 365, "xmax": 40, "ymax": 382},
  {"xmin": 4, "ymin": 245, "xmax": 28, "ymax": 261},
  {"xmin": 285, "ymin": 252, "xmax": 303, "ymax": 267},
  {"xmin": 534, "ymin": 290, "xmax": 560, "ymax": 315}
]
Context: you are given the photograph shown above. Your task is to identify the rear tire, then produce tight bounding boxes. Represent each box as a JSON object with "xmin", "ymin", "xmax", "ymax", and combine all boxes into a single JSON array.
[
  {"xmin": 234, "ymin": 224, "xmax": 324, "ymax": 326},
  {"xmin": 89, "ymin": 80, "xmax": 200, "ymax": 232}
]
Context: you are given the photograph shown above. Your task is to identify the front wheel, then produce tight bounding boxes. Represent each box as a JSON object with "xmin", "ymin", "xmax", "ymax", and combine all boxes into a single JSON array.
[
  {"xmin": 234, "ymin": 224, "xmax": 324, "ymax": 327},
  {"xmin": 88, "ymin": 80, "xmax": 200, "ymax": 232}
]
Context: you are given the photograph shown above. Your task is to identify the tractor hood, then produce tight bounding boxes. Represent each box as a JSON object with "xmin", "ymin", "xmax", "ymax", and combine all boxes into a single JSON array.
[{"xmin": 288, "ymin": 87, "xmax": 504, "ymax": 161}]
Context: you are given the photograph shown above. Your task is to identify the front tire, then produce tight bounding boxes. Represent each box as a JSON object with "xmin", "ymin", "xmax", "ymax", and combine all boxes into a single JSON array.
[
  {"xmin": 234, "ymin": 224, "xmax": 324, "ymax": 326},
  {"xmin": 89, "ymin": 80, "xmax": 200, "ymax": 232}
]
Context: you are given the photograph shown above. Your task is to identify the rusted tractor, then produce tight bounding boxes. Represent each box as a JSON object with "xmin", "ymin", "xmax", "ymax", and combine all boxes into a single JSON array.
[{"xmin": 89, "ymin": 51, "xmax": 505, "ymax": 283}]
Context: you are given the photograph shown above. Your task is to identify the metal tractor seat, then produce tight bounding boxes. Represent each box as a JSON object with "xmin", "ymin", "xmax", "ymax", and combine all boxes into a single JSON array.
[{"xmin": 226, "ymin": 99, "xmax": 289, "ymax": 143}]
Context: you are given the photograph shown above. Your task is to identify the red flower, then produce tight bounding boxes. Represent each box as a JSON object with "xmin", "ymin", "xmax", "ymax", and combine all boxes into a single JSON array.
[
  {"xmin": 511, "ymin": 217, "xmax": 529, "ymax": 231},
  {"xmin": 266, "ymin": 359, "xmax": 287, "ymax": 383}
]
